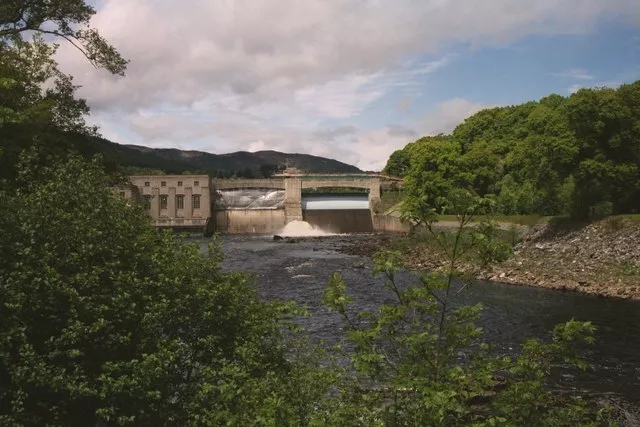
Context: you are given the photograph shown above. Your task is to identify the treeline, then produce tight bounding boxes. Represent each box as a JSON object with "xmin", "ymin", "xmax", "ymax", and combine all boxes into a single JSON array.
[
  {"xmin": 384, "ymin": 82, "xmax": 640, "ymax": 218},
  {"xmin": 124, "ymin": 164, "xmax": 285, "ymax": 178}
]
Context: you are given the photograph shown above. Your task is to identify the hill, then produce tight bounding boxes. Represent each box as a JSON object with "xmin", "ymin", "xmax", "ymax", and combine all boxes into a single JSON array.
[{"xmin": 75, "ymin": 136, "xmax": 362, "ymax": 177}]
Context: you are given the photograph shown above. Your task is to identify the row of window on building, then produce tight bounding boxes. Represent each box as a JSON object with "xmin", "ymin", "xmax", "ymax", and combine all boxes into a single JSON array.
[
  {"xmin": 142, "ymin": 194, "xmax": 201, "ymax": 210},
  {"xmin": 143, "ymin": 180, "xmax": 199, "ymax": 188}
]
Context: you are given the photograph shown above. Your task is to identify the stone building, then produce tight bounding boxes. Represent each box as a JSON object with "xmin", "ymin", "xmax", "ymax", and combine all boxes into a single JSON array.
[{"xmin": 126, "ymin": 175, "xmax": 212, "ymax": 228}]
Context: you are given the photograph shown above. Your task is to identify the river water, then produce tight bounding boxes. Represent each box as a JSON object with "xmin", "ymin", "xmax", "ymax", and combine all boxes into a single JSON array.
[{"xmin": 204, "ymin": 234, "xmax": 640, "ymax": 404}]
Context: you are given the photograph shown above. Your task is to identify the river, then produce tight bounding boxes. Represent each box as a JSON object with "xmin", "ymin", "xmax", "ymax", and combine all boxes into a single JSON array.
[{"xmin": 203, "ymin": 233, "xmax": 640, "ymax": 405}]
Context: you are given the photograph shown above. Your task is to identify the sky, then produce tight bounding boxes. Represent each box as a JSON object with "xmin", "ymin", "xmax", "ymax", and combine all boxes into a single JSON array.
[{"xmin": 55, "ymin": 0, "xmax": 640, "ymax": 171}]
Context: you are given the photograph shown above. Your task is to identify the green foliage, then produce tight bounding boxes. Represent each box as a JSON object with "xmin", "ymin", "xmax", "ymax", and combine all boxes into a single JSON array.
[
  {"xmin": 383, "ymin": 148, "xmax": 411, "ymax": 177},
  {"xmin": 472, "ymin": 221, "xmax": 514, "ymax": 268},
  {"xmin": 0, "ymin": 154, "xmax": 326, "ymax": 426},
  {"xmin": 0, "ymin": 34, "xmax": 107, "ymax": 186},
  {"xmin": 0, "ymin": 0, "xmax": 128, "ymax": 75},
  {"xmin": 385, "ymin": 81, "xmax": 640, "ymax": 219},
  {"xmin": 323, "ymin": 195, "xmax": 613, "ymax": 426}
]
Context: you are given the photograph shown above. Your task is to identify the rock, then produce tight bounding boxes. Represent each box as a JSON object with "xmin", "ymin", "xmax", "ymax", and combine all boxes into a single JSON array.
[{"xmin": 273, "ymin": 235, "xmax": 284, "ymax": 241}]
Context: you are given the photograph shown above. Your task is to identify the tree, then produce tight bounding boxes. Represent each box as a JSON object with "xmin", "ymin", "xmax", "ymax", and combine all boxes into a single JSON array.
[
  {"xmin": 322, "ymin": 192, "xmax": 613, "ymax": 425},
  {"xmin": 1, "ymin": 0, "xmax": 127, "ymax": 186},
  {"xmin": 566, "ymin": 84, "xmax": 640, "ymax": 216},
  {"xmin": 402, "ymin": 135, "xmax": 471, "ymax": 218},
  {"xmin": 0, "ymin": 0, "xmax": 127, "ymax": 75},
  {"xmin": 0, "ymin": 154, "xmax": 316, "ymax": 425},
  {"xmin": 383, "ymin": 147, "xmax": 412, "ymax": 178},
  {"xmin": 387, "ymin": 81, "xmax": 640, "ymax": 218},
  {"xmin": 0, "ymin": 35, "xmax": 98, "ymax": 184}
]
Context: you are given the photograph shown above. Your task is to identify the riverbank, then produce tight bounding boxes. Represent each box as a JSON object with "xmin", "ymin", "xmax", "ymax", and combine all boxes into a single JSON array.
[
  {"xmin": 484, "ymin": 218, "xmax": 640, "ymax": 300},
  {"xmin": 339, "ymin": 217, "xmax": 640, "ymax": 300}
]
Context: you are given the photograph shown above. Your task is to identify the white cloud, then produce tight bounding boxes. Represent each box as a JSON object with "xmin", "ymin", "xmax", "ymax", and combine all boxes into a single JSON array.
[
  {"xmin": 552, "ymin": 68, "xmax": 595, "ymax": 81},
  {"xmin": 51, "ymin": 0, "xmax": 640, "ymax": 170},
  {"xmin": 419, "ymin": 98, "xmax": 497, "ymax": 135}
]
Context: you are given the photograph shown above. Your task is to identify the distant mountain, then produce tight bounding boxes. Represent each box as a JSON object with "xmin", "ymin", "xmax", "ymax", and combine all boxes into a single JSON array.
[{"xmin": 73, "ymin": 136, "xmax": 362, "ymax": 177}]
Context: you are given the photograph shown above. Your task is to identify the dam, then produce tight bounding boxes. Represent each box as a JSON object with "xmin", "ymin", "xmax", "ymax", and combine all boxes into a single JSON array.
[{"xmin": 121, "ymin": 170, "xmax": 407, "ymax": 234}]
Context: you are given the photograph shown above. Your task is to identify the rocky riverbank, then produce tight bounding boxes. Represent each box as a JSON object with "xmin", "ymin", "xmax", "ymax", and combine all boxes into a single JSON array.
[
  {"xmin": 487, "ymin": 219, "xmax": 640, "ymax": 300},
  {"xmin": 339, "ymin": 218, "xmax": 640, "ymax": 300}
]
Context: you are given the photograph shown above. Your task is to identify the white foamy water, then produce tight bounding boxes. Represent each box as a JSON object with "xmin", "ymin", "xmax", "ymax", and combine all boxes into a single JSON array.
[{"xmin": 277, "ymin": 220, "xmax": 331, "ymax": 237}]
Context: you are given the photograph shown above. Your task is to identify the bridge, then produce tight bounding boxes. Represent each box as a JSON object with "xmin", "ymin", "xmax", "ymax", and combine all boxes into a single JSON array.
[
  {"xmin": 123, "ymin": 171, "xmax": 405, "ymax": 234},
  {"xmin": 213, "ymin": 172, "xmax": 385, "ymax": 223}
]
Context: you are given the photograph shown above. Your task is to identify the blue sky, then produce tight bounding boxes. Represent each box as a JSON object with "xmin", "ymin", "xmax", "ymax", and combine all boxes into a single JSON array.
[{"xmin": 56, "ymin": 0, "xmax": 640, "ymax": 170}]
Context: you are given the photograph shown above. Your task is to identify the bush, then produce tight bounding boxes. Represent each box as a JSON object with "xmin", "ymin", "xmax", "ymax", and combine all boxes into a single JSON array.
[
  {"xmin": 0, "ymin": 154, "xmax": 314, "ymax": 426},
  {"xmin": 322, "ymin": 196, "xmax": 615, "ymax": 426}
]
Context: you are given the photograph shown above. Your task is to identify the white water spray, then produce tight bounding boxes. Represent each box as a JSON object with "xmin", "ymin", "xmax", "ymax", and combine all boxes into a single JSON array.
[{"xmin": 276, "ymin": 220, "xmax": 332, "ymax": 237}]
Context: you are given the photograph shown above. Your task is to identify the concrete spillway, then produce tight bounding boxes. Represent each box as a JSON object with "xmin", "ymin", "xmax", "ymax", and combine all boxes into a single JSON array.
[
  {"xmin": 214, "ymin": 193, "xmax": 375, "ymax": 234},
  {"xmin": 302, "ymin": 195, "xmax": 372, "ymax": 233},
  {"xmin": 303, "ymin": 210, "xmax": 373, "ymax": 233},
  {"xmin": 301, "ymin": 195, "xmax": 369, "ymax": 211},
  {"xmin": 214, "ymin": 189, "xmax": 285, "ymax": 210}
]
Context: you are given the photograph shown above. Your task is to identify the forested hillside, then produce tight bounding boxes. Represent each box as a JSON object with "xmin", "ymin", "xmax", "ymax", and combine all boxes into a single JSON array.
[
  {"xmin": 1, "ymin": 131, "xmax": 362, "ymax": 180},
  {"xmin": 384, "ymin": 82, "xmax": 640, "ymax": 218}
]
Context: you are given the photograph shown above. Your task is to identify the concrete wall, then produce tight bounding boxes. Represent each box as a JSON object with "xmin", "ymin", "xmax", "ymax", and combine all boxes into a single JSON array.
[
  {"xmin": 215, "ymin": 210, "xmax": 287, "ymax": 234},
  {"xmin": 303, "ymin": 210, "xmax": 374, "ymax": 233},
  {"xmin": 214, "ymin": 179, "xmax": 285, "ymax": 190},
  {"xmin": 284, "ymin": 177, "xmax": 303, "ymax": 222},
  {"xmin": 372, "ymin": 214, "xmax": 411, "ymax": 233}
]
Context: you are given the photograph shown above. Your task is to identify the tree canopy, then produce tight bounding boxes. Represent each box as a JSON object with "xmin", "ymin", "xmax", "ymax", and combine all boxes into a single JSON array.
[{"xmin": 384, "ymin": 82, "xmax": 640, "ymax": 219}]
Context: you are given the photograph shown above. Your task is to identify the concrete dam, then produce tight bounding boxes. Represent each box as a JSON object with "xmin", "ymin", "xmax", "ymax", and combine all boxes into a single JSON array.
[
  {"xmin": 212, "ymin": 174, "xmax": 383, "ymax": 234},
  {"xmin": 215, "ymin": 189, "xmax": 373, "ymax": 233},
  {"xmin": 121, "ymin": 172, "xmax": 408, "ymax": 234}
]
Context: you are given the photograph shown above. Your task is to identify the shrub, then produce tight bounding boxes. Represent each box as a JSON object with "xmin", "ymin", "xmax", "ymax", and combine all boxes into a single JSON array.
[
  {"xmin": 322, "ymin": 195, "xmax": 615, "ymax": 426},
  {"xmin": 0, "ymin": 154, "xmax": 315, "ymax": 425}
]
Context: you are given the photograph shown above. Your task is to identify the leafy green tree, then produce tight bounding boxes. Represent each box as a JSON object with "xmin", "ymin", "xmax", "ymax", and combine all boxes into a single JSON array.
[
  {"xmin": 1, "ymin": 0, "xmax": 127, "ymax": 187},
  {"xmin": 0, "ymin": 153, "xmax": 324, "ymax": 426},
  {"xmin": 0, "ymin": 36, "xmax": 99, "ymax": 184},
  {"xmin": 383, "ymin": 147, "xmax": 412, "ymax": 177},
  {"xmin": 322, "ymin": 192, "xmax": 614, "ymax": 426},
  {"xmin": 386, "ymin": 81, "xmax": 640, "ymax": 218},
  {"xmin": 566, "ymin": 84, "xmax": 640, "ymax": 217},
  {"xmin": 402, "ymin": 135, "xmax": 471, "ymax": 217},
  {"xmin": 0, "ymin": 0, "xmax": 127, "ymax": 75}
]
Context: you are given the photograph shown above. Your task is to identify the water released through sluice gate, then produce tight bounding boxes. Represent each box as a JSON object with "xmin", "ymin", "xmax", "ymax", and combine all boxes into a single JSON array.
[
  {"xmin": 215, "ymin": 190, "xmax": 375, "ymax": 234},
  {"xmin": 214, "ymin": 189, "xmax": 285, "ymax": 210},
  {"xmin": 202, "ymin": 234, "xmax": 640, "ymax": 406}
]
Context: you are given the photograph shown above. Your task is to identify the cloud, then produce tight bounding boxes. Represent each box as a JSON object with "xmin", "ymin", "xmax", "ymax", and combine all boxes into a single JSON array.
[
  {"xmin": 419, "ymin": 98, "xmax": 497, "ymax": 135},
  {"xmin": 50, "ymin": 0, "xmax": 640, "ymax": 171},
  {"xmin": 57, "ymin": 0, "xmax": 638, "ymax": 111},
  {"xmin": 552, "ymin": 68, "xmax": 595, "ymax": 81}
]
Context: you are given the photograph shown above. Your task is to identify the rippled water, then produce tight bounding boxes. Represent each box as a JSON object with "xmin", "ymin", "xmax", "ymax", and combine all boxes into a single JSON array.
[{"xmin": 204, "ymin": 234, "xmax": 640, "ymax": 403}]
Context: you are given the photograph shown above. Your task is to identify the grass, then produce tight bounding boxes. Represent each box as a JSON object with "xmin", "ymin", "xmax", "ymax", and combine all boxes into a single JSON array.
[{"xmin": 612, "ymin": 214, "xmax": 640, "ymax": 222}]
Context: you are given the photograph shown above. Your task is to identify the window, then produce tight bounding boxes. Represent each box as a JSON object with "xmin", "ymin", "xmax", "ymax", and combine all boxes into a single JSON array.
[
  {"xmin": 160, "ymin": 195, "xmax": 168, "ymax": 210},
  {"xmin": 176, "ymin": 195, "xmax": 184, "ymax": 210},
  {"xmin": 144, "ymin": 181, "xmax": 150, "ymax": 187},
  {"xmin": 143, "ymin": 195, "xmax": 152, "ymax": 210},
  {"xmin": 177, "ymin": 181, "xmax": 183, "ymax": 187},
  {"xmin": 161, "ymin": 181, "xmax": 167, "ymax": 187},
  {"xmin": 192, "ymin": 194, "xmax": 201, "ymax": 209},
  {"xmin": 119, "ymin": 191, "xmax": 125, "ymax": 198},
  {"xmin": 194, "ymin": 180, "xmax": 199, "ymax": 187}
]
